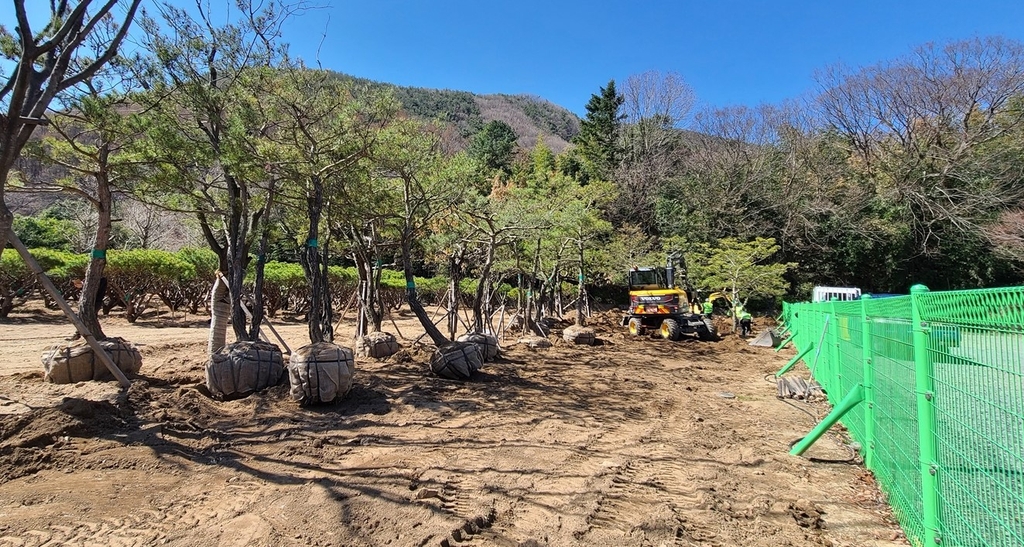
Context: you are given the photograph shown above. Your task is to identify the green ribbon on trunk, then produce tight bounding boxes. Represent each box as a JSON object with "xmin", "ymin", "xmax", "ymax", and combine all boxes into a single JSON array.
[{"xmin": 91, "ymin": 249, "xmax": 106, "ymax": 259}]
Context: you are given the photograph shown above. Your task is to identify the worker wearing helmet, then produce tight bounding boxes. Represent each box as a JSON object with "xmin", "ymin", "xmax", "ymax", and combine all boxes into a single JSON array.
[{"xmin": 702, "ymin": 299, "xmax": 714, "ymax": 317}]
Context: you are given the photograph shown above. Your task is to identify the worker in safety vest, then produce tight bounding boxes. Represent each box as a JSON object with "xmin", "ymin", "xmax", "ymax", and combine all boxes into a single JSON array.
[
  {"xmin": 702, "ymin": 299, "xmax": 714, "ymax": 317},
  {"xmin": 736, "ymin": 306, "xmax": 753, "ymax": 337}
]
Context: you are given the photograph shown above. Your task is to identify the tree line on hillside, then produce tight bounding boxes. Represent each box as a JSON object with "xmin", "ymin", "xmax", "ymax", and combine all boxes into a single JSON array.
[
  {"xmin": 2, "ymin": 2, "xmax": 1022, "ymax": 359},
  {"xmin": 571, "ymin": 40, "xmax": 1024, "ymax": 294}
]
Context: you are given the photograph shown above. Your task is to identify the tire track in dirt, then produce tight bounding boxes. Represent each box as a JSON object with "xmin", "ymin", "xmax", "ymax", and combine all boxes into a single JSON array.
[{"xmin": 0, "ymin": 470, "xmax": 270, "ymax": 547}]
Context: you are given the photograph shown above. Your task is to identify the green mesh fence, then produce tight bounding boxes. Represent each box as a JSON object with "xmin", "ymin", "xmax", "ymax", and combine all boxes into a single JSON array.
[{"xmin": 781, "ymin": 286, "xmax": 1024, "ymax": 547}]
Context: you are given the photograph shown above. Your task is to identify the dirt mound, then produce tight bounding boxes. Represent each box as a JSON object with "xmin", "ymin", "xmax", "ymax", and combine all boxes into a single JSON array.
[
  {"xmin": 0, "ymin": 398, "xmax": 129, "ymax": 451},
  {"xmin": 0, "ymin": 397, "xmax": 132, "ymax": 482},
  {"xmin": 581, "ymin": 309, "xmax": 625, "ymax": 334}
]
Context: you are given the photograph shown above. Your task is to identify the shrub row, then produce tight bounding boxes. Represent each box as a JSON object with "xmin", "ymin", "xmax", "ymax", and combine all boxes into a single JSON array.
[{"xmin": 0, "ymin": 249, "xmax": 511, "ymax": 320}]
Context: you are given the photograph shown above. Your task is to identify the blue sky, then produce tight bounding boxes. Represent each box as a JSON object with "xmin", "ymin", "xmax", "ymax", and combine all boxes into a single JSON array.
[
  {"xmin": 5, "ymin": 1, "xmax": 1024, "ymax": 116},
  {"xmin": 279, "ymin": 0, "xmax": 1024, "ymax": 115}
]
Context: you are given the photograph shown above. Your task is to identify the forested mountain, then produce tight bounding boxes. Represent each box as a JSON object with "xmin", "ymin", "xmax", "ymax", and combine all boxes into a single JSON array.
[{"xmin": 328, "ymin": 73, "xmax": 580, "ymax": 153}]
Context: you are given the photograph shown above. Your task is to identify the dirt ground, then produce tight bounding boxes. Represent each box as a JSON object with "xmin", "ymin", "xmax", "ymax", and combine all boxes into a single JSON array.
[{"xmin": 0, "ymin": 303, "xmax": 907, "ymax": 547}]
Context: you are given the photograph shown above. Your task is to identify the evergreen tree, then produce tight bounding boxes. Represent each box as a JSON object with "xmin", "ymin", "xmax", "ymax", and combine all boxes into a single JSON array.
[
  {"xmin": 468, "ymin": 120, "xmax": 518, "ymax": 174},
  {"xmin": 573, "ymin": 80, "xmax": 625, "ymax": 178}
]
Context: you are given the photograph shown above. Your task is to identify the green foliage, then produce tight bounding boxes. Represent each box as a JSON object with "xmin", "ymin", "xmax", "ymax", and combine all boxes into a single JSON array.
[
  {"xmin": 169, "ymin": 248, "xmax": 220, "ymax": 313},
  {"xmin": 688, "ymin": 238, "xmax": 796, "ymax": 305},
  {"xmin": 107, "ymin": 250, "xmax": 195, "ymax": 283},
  {"xmin": 256, "ymin": 261, "xmax": 306, "ymax": 287},
  {"xmin": 525, "ymin": 136, "xmax": 556, "ymax": 190},
  {"xmin": 592, "ymin": 224, "xmax": 660, "ymax": 285},
  {"xmin": 176, "ymin": 248, "xmax": 220, "ymax": 281},
  {"xmin": 0, "ymin": 251, "xmax": 34, "ymax": 317},
  {"xmin": 253, "ymin": 261, "xmax": 307, "ymax": 317},
  {"xmin": 12, "ymin": 213, "xmax": 78, "ymax": 251},
  {"xmin": 327, "ymin": 266, "xmax": 358, "ymax": 287},
  {"xmin": 0, "ymin": 249, "xmax": 86, "ymax": 317},
  {"xmin": 573, "ymin": 80, "xmax": 625, "ymax": 178},
  {"xmin": 393, "ymin": 87, "xmax": 482, "ymax": 133},
  {"xmin": 468, "ymin": 120, "xmax": 519, "ymax": 173}
]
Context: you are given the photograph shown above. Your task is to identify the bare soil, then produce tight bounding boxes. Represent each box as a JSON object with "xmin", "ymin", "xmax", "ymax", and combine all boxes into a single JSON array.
[{"xmin": 0, "ymin": 304, "xmax": 906, "ymax": 547}]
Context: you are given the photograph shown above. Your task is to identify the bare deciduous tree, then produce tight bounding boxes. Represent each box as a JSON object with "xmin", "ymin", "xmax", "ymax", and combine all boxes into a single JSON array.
[
  {"xmin": 815, "ymin": 36, "xmax": 1024, "ymax": 247},
  {"xmin": 614, "ymin": 71, "xmax": 696, "ymax": 232}
]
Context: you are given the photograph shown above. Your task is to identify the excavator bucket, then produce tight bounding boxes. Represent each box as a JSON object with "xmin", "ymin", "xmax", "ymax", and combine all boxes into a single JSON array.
[{"xmin": 748, "ymin": 328, "xmax": 780, "ymax": 347}]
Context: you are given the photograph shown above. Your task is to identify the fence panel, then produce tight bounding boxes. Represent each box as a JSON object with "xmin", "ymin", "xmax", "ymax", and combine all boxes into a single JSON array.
[
  {"xmin": 781, "ymin": 287, "xmax": 1024, "ymax": 547},
  {"xmin": 918, "ymin": 289, "xmax": 1024, "ymax": 547}
]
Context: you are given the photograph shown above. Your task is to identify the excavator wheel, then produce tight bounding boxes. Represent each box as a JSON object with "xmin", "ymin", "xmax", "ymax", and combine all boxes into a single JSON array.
[
  {"xmin": 660, "ymin": 318, "xmax": 682, "ymax": 341},
  {"xmin": 628, "ymin": 318, "xmax": 645, "ymax": 336},
  {"xmin": 698, "ymin": 317, "xmax": 718, "ymax": 341}
]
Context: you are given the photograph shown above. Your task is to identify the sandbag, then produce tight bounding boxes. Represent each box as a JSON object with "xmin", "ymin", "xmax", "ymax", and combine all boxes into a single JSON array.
[
  {"xmin": 430, "ymin": 342, "xmax": 483, "ymax": 380},
  {"xmin": 518, "ymin": 336, "xmax": 551, "ymax": 349},
  {"xmin": 563, "ymin": 325, "xmax": 596, "ymax": 346},
  {"xmin": 456, "ymin": 332, "xmax": 499, "ymax": 361},
  {"xmin": 42, "ymin": 337, "xmax": 143, "ymax": 384},
  {"xmin": 288, "ymin": 342, "xmax": 355, "ymax": 405},
  {"xmin": 355, "ymin": 331, "xmax": 400, "ymax": 359},
  {"xmin": 206, "ymin": 340, "xmax": 285, "ymax": 399}
]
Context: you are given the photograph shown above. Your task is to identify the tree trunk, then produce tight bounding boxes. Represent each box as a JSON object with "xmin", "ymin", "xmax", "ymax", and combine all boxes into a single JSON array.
[
  {"xmin": 0, "ymin": 200, "xmax": 11, "ymax": 263},
  {"xmin": 355, "ymin": 264, "xmax": 368, "ymax": 338},
  {"xmin": 227, "ymin": 234, "xmax": 249, "ymax": 341},
  {"xmin": 447, "ymin": 253, "xmax": 461, "ymax": 339},
  {"xmin": 576, "ymin": 237, "xmax": 586, "ymax": 326},
  {"xmin": 79, "ymin": 166, "xmax": 113, "ymax": 339},
  {"xmin": 300, "ymin": 176, "xmax": 332, "ymax": 344},
  {"xmin": 247, "ymin": 226, "xmax": 270, "ymax": 342},
  {"xmin": 471, "ymin": 236, "xmax": 495, "ymax": 332},
  {"xmin": 532, "ymin": 238, "xmax": 544, "ymax": 327},
  {"xmin": 401, "ymin": 236, "xmax": 449, "ymax": 345}
]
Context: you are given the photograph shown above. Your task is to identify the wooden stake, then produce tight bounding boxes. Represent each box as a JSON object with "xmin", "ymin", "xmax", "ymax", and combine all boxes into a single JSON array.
[
  {"xmin": 333, "ymin": 290, "xmax": 359, "ymax": 336},
  {"xmin": 7, "ymin": 229, "xmax": 130, "ymax": 388},
  {"xmin": 388, "ymin": 315, "xmax": 405, "ymax": 340}
]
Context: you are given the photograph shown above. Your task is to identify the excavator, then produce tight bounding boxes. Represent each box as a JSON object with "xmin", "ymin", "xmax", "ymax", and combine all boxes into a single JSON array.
[
  {"xmin": 621, "ymin": 255, "xmax": 717, "ymax": 341},
  {"xmin": 702, "ymin": 291, "xmax": 735, "ymax": 314}
]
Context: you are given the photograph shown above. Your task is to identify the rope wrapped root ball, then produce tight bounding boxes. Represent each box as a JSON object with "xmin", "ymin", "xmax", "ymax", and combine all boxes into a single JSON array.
[
  {"xmin": 42, "ymin": 337, "xmax": 142, "ymax": 384},
  {"xmin": 430, "ymin": 342, "xmax": 483, "ymax": 380},
  {"xmin": 355, "ymin": 331, "xmax": 400, "ymax": 359},
  {"xmin": 206, "ymin": 341, "xmax": 285, "ymax": 399},
  {"xmin": 562, "ymin": 325, "xmax": 597, "ymax": 346},
  {"xmin": 456, "ymin": 332, "xmax": 500, "ymax": 361},
  {"xmin": 288, "ymin": 342, "xmax": 355, "ymax": 405}
]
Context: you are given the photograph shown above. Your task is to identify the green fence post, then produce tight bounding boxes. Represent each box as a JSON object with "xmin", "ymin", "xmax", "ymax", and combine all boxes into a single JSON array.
[
  {"xmin": 790, "ymin": 384, "xmax": 864, "ymax": 456},
  {"xmin": 911, "ymin": 284, "xmax": 940, "ymax": 545},
  {"xmin": 828, "ymin": 300, "xmax": 842, "ymax": 402},
  {"xmin": 776, "ymin": 343, "xmax": 814, "ymax": 377},
  {"xmin": 860, "ymin": 295, "xmax": 875, "ymax": 470}
]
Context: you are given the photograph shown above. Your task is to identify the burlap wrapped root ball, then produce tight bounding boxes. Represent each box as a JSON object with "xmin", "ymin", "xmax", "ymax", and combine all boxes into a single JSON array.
[
  {"xmin": 456, "ymin": 332, "xmax": 499, "ymax": 361},
  {"xmin": 288, "ymin": 342, "xmax": 355, "ymax": 405},
  {"xmin": 563, "ymin": 325, "xmax": 597, "ymax": 346},
  {"xmin": 42, "ymin": 337, "xmax": 142, "ymax": 384},
  {"xmin": 355, "ymin": 331, "xmax": 400, "ymax": 359},
  {"xmin": 206, "ymin": 340, "xmax": 285, "ymax": 399},
  {"xmin": 430, "ymin": 342, "xmax": 483, "ymax": 380}
]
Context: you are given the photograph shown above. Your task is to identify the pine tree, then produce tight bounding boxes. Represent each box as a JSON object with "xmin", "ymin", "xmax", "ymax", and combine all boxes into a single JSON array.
[{"xmin": 573, "ymin": 80, "xmax": 625, "ymax": 178}]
